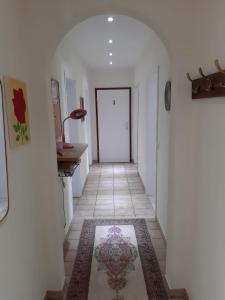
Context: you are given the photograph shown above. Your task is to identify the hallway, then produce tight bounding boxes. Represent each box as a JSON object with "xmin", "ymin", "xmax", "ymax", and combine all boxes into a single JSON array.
[{"xmin": 63, "ymin": 163, "xmax": 167, "ymax": 297}]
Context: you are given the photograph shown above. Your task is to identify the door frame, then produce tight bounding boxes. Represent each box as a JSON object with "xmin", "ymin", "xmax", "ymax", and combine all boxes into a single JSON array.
[{"xmin": 95, "ymin": 87, "xmax": 132, "ymax": 163}]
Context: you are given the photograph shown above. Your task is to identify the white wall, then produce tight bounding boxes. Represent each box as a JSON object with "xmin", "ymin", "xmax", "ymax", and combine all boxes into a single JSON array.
[
  {"xmin": 2, "ymin": 1, "xmax": 225, "ymax": 300},
  {"xmin": 135, "ymin": 39, "xmax": 171, "ymax": 237},
  {"xmin": 89, "ymin": 68, "xmax": 134, "ymax": 161},
  {"xmin": 51, "ymin": 38, "xmax": 91, "ymax": 232},
  {"xmin": 0, "ymin": 1, "xmax": 65, "ymax": 299},
  {"xmin": 166, "ymin": 1, "xmax": 225, "ymax": 298}
]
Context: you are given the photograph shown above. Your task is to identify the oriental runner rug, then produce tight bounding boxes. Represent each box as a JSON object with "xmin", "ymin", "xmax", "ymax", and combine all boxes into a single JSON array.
[{"xmin": 67, "ymin": 219, "xmax": 169, "ymax": 300}]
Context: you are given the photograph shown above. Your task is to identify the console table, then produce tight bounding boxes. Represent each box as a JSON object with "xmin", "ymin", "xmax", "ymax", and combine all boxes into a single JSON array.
[{"xmin": 57, "ymin": 143, "xmax": 88, "ymax": 177}]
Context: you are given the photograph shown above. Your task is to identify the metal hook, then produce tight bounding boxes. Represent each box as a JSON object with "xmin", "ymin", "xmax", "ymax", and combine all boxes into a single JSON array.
[
  {"xmin": 198, "ymin": 67, "xmax": 212, "ymax": 92},
  {"xmin": 199, "ymin": 67, "xmax": 207, "ymax": 78},
  {"xmin": 186, "ymin": 73, "xmax": 194, "ymax": 82},
  {"xmin": 215, "ymin": 59, "xmax": 225, "ymax": 74},
  {"xmin": 186, "ymin": 73, "xmax": 199, "ymax": 94}
]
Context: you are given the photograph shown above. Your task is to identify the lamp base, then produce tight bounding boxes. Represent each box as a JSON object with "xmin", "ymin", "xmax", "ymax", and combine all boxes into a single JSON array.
[{"xmin": 63, "ymin": 142, "xmax": 74, "ymax": 149}]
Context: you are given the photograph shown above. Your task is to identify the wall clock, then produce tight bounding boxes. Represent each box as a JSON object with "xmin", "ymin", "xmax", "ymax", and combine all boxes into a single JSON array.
[{"xmin": 164, "ymin": 80, "xmax": 171, "ymax": 111}]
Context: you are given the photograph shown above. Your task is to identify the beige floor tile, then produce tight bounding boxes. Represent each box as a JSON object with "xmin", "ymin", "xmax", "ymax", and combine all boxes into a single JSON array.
[
  {"xmin": 94, "ymin": 209, "xmax": 114, "ymax": 217},
  {"xmin": 135, "ymin": 208, "xmax": 154, "ymax": 215},
  {"xmin": 68, "ymin": 231, "xmax": 81, "ymax": 240},
  {"xmin": 148, "ymin": 229, "xmax": 163, "ymax": 239},
  {"xmin": 114, "ymin": 202, "xmax": 133, "ymax": 209},
  {"xmin": 146, "ymin": 220, "xmax": 159, "ymax": 229},
  {"xmin": 64, "ymin": 262, "xmax": 74, "ymax": 276},
  {"xmin": 83, "ymin": 190, "xmax": 98, "ymax": 195},
  {"xmin": 159, "ymin": 260, "xmax": 166, "ymax": 274},
  {"xmin": 95, "ymin": 204, "xmax": 114, "ymax": 210},
  {"xmin": 97, "ymin": 194, "xmax": 113, "ymax": 200},
  {"xmin": 71, "ymin": 217, "xmax": 84, "ymax": 225},
  {"xmin": 155, "ymin": 248, "xmax": 166, "ymax": 261},
  {"xmin": 97, "ymin": 190, "xmax": 114, "ymax": 195},
  {"xmin": 114, "ymin": 193, "xmax": 131, "ymax": 199},
  {"xmin": 96, "ymin": 199, "xmax": 113, "ymax": 205},
  {"xmin": 70, "ymin": 223, "xmax": 83, "ymax": 231},
  {"xmin": 74, "ymin": 210, "xmax": 94, "ymax": 217},
  {"xmin": 85, "ymin": 195, "xmax": 97, "ymax": 200},
  {"xmin": 130, "ymin": 189, "xmax": 145, "ymax": 195},
  {"xmin": 64, "ymin": 250, "xmax": 77, "ymax": 262},
  {"xmin": 75, "ymin": 204, "xmax": 95, "ymax": 210},
  {"xmin": 133, "ymin": 202, "xmax": 152, "ymax": 209},
  {"xmin": 64, "ymin": 239, "xmax": 79, "ymax": 251},
  {"xmin": 151, "ymin": 238, "xmax": 166, "ymax": 249},
  {"xmin": 115, "ymin": 209, "xmax": 135, "ymax": 216}
]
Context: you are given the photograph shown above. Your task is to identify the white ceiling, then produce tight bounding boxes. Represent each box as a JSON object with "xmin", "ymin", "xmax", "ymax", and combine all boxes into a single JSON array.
[{"xmin": 66, "ymin": 15, "xmax": 155, "ymax": 70}]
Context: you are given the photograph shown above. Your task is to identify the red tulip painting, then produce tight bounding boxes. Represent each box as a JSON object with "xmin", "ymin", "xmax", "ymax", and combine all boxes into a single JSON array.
[{"xmin": 4, "ymin": 77, "xmax": 31, "ymax": 147}]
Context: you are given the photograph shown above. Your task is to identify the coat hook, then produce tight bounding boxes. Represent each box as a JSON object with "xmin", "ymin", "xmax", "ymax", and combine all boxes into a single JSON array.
[
  {"xmin": 186, "ymin": 73, "xmax": 194, "ymax": 82},
  {"xmin": 199, "ymin": 67, "xmax": 207, "ymax": 78},
  {"xmin": 215, "ymin": 59, "xmax": 225, "ymax": 74},
  {"xmin": 186, "ymin": 73, "xmax": 199, "ymax": 94},
  {"xmin": 198, "ymin": 67, "xmax": 212, "ymax": 92}
]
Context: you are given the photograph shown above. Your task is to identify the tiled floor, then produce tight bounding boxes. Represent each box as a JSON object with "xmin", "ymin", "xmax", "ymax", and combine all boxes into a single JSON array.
[
  {"xmin": 74, "ymin": 163, "xmax": 155, "ymax": 218},
  {"xmin": 63, "ymin": 163, "xmax": 167, "ymax": 296}
]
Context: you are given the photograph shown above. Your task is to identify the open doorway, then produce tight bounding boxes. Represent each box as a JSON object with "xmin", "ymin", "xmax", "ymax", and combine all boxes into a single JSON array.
[{"xmin": 50, "ymin": 14, "xmax": 171, "ymax": 296}]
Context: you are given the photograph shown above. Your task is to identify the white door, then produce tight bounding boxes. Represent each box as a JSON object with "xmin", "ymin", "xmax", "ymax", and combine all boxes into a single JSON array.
[
  {"xmin": 132, "ymin": 87, "xmax": 139, "ymax": 164},
  {"xmin": 97, "ymin": 89, "xmax": 130, "ymax": 163},
  {"xmin": 146, "ymin": 71, "xmax": 158, "ymax": 212}
]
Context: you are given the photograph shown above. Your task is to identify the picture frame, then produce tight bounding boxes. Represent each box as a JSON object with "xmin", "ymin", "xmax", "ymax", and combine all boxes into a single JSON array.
[
  {"xmin": 4, "ymin": 77, "xmax": 31, "ymax": 147},
  {"xmin": 164, "ymin": 80, "xmax": 171, "ymax": 111},
  {"xmin": 80, "ymin": 96, "xmax": 85, "ymax": 122},
  {"xmin": 0, "ymin": 79, "xmax": 9, "ymax": 222},
  {"xmin": 51, "ymin": 78, "xmax": 63, "ymax": 140}
]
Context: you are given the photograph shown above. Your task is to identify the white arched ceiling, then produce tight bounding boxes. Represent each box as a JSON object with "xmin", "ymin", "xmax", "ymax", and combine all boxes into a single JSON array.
[
  {"xmin": 60, "ymin": 14, "xmax": 161, "ymax": 70},
  {"xmin": 27, "ymin": 0, "xmax": 194, "ymax": 63}
]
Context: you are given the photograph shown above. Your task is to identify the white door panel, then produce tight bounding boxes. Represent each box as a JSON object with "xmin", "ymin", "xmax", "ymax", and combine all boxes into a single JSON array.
[{"xmin": 97, "ymin": 89, "xmax": 130, "ymax": 162}]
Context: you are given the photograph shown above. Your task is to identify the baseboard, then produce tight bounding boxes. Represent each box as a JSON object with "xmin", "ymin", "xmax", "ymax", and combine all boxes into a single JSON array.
[
  {"xmin": 44, "ymin": 291, "xmax": 64, "ymax": 300},
  {"xmin": 156, "ymin": 217, "xmax": 167, "ymax": 247},
  {"xmin": 169, "ymin": 288, "xmax": 189, "ymax": 299}
]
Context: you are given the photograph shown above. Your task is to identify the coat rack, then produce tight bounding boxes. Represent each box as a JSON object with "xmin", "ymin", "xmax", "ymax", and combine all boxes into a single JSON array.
[{"xmin": 187, "ymin": 59, "xmax": 225, "ymax": 99}]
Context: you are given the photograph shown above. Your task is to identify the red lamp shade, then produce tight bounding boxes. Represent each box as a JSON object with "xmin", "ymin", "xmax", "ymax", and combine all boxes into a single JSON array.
[
  {"xmin": 70, "ymin": 108, "xmax": 87, "ymax": 119},
  {"xmin": 62, "ymin": 108, "xmax": 87, "ymax": 149}
]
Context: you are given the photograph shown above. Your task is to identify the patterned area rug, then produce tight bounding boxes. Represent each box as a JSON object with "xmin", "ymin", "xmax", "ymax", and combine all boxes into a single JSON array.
[{"xmin": 67, "ymin": 219, "xmax": 169, "ymax": 300}]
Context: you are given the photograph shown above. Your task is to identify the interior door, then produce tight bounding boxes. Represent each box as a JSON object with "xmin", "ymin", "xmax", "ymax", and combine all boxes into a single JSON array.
[{"xmin": 97, "ymin": 88, "xmax": 131, "ymax": 163}]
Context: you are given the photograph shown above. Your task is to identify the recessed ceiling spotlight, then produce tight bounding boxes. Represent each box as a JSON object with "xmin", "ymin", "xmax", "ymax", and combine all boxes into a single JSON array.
[
  {"xmin": 109, "ymin": 61, "xmax": 113, "ymax": 65},
  {"xmin": 107, "ymin": 17, "xmax": 114, "ymax": 22},
  {"xmin": 109, "ymin": 39, "xmax": 113, "ymax": 44},
  {"xmin": 109, "ymin": 53, "xmax": 113, "ymax": 56}
]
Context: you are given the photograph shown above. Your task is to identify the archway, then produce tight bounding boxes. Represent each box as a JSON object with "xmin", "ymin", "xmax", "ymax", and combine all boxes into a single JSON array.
[{"xmin": 49, "ymin": 13, "xmax": 171, "ymax": 295}]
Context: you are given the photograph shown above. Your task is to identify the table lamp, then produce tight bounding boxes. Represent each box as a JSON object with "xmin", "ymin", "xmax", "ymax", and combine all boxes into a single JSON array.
[{"xmin": 62, "ymin": 108, "xmax": 87, "ymax": 149}]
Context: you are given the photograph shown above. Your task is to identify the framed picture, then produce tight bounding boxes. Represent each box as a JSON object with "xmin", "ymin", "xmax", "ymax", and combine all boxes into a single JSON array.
[
  {"xmin": 4, "ymin": 77, "xmax": 31, "ymax": 147},
  {"xmin": 0, "ymin": 80, "xmax": 9, "ymax": 222},
  {"xmin": 80, "ymin": 96, "xmax": 85, "ymax": 122},
  {"xmin": 164, "ymin": 80, "xmax": 171, "ymax": 111},
  {"xmin": 51, "ymin": 78, "xmax": 60, "ymax": 103},
  {"xmin": 51, "ymin": 79, "xmax": 62, "ymax": 140}
]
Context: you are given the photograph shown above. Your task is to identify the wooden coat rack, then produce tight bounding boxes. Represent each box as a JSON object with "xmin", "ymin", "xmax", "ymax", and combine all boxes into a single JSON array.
[{"xmin": 187, "ymin": 59, "xmax": 225, "ymax": 99}]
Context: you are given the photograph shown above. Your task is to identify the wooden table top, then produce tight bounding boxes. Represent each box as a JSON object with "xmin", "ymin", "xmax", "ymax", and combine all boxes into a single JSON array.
[{"xmin": 57, "ymin": 143, "xmax": 88, "ymax": 163}]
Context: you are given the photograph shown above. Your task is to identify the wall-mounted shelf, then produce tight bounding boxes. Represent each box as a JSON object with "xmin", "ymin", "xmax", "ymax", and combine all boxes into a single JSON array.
[{"xmin": 57, "ymin": 143, "xmax": 88, "ymax": 177}]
